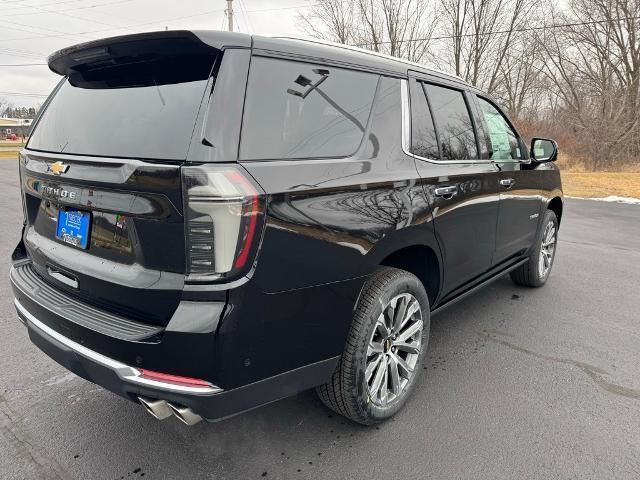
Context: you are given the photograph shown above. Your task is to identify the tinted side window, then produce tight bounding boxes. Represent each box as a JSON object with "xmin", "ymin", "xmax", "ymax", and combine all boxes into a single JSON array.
[
  {"xmin": 409, "ymin": 80, "xmax": 439, "ymax": 159},
  {"xmin": 477, "ymin": 97, "xmax": 521, "ymax": 160},
  {"xmin": 424, "ymin": 84, "xmax": 478, "ymax": 160},
  {"xmin": 240, "ymin": 57, "xmax": 378, "ymax": 160}
]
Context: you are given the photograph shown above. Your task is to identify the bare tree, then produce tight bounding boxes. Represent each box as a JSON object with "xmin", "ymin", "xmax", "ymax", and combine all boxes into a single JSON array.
[
  {"xmin": 493, "ymin": 32, "xmax": 547, "ymax": 121},
  {"xmin": 298, "ymin": 0, "xmax": 438, "ymax": 63},
  {"xmin": 297, "ymin": 0, "xmax": 355, "ymax": 44},
  {"xmin": 0, "ymin": 97, "xmax": 8, "ymax": 117},
  {"xmin": 435, "ymin": 0, "xmax": 538, "ymax": 94},
  {"xmin": 536, "ymin": 0, "xmax": 640, "ymax": 168}
]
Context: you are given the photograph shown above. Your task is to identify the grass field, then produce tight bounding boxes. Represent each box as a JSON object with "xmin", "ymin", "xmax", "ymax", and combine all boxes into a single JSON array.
[{"xmin": 561, "ymin": 172, "xmax": 640, "ymax": 198}]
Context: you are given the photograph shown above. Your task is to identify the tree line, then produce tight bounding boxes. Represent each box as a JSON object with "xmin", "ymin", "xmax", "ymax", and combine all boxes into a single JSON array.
[
  {"xmin": 1, "ymin": 104, "xmax": 39, "ymax": 119},
  {"xmin": 299, "ymin": 0, "xmax": 640, "ymax": 170}
]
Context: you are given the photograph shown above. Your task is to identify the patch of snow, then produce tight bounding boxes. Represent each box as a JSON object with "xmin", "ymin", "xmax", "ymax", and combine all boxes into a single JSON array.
[{"xmin": 566, "ymin": 195, "xmax": 640, "ymax": 205}]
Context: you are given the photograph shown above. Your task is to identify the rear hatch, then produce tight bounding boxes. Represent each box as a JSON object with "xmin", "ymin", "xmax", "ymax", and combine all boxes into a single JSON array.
[{"xmin": 19, "ymin": 32, "xmax": 221, "ymax": 326}]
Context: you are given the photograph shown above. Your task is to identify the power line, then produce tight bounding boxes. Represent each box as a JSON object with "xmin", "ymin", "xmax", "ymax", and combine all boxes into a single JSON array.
[
  {"xmin": 352, "ymin": 15, "xmax": 640, "ymax": 46},
  {"xmin": 0, "ymin": 63, "xmax": 47, "ymax": 66},
  {"xmin": 0, "ymin": 4, "xmax": 309, "ymax": 42},
  {"xmin": 0, "ymin": 91, "xmax": 48, "ymax": 97},
  {"xmin": 21, "ymin": 1, "xmax": 136, "ymax": 31},
  {"xmin": 0, "ymin": 0, "xmax": 128, "ymax": 18}
]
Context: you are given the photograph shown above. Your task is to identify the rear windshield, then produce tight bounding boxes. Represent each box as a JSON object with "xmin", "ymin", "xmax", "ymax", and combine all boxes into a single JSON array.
[{"xmin": 28, "ymin": 54, "xmax": 216, "ymax": 160}]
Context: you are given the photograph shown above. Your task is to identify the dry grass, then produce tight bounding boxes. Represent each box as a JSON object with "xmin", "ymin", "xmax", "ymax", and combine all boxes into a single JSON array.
[
  {"xmin": 0, "ymin": 141, "xmax": 25, "ymax": 148},
  {"xmin": 0, "ymin": 150, "xmax": 18, "ymax": 159},
  {"xmin": 561, "ymin": 172, "xmax": 640, "ymax": 198}
]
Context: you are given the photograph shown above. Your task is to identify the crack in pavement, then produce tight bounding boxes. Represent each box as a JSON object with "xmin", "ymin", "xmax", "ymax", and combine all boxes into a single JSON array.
[
  {"xmin": 0, "ymin": 394, "xmax": 69, "ymax": 480},
  {"xmin": 479, "ymin": 330, "xmax": 640, "ymax": 401}
]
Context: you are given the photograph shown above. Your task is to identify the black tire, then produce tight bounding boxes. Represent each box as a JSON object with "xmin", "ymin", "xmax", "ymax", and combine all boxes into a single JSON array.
[
  {"xmin": 316, "ymin": 267, "xmax": 430, "ymax": 425},
  {"xmin": 510, "ymin": 209, "xmax": 558, "ymax": 287}
]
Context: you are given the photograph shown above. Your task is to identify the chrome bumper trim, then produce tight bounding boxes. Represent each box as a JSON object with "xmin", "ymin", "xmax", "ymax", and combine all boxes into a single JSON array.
[{"xmin": 14, "ymin": 298, "xmax": 223, "ymax": 396}]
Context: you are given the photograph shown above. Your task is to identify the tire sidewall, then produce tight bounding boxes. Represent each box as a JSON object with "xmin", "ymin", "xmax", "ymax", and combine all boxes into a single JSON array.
[{"xmin": 350, "ymin": 271, "xmax": 430, "ymax": 423}]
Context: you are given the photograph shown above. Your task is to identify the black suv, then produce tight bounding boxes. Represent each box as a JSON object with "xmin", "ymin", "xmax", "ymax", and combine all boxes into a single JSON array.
[{"xmin": 10, "ymin": 31, "xmax": 563, "ymax": 426}]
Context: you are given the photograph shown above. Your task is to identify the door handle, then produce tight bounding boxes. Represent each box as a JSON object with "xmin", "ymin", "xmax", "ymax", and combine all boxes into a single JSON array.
[
  {"xmin": 500, "ymin": 178, "xmax": 515, "ymax": 188},
  {"xmin": 434, "ymin": 185, "xmax": 458, "ymax": 198}
]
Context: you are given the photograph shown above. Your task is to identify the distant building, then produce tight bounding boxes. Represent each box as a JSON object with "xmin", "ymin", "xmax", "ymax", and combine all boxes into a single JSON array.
[{"xmin": 0, "ymin": 118, "xmax": 33, "ymax": 139}]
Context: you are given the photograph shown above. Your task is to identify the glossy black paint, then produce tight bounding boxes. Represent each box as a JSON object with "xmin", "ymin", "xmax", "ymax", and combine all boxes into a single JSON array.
[{"xmin": 11, "ymin": 31, "xmax": 564, "ymax": 419}]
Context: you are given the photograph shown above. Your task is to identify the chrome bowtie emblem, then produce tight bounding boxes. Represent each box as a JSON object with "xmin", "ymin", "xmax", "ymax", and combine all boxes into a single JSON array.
[{"xmin": 48, "ymin": 161, "xmax": 69, "ymax": 176}]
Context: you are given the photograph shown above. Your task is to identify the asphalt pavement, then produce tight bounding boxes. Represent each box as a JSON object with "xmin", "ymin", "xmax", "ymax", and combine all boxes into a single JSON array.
[{"xmin": 0, "ymin": 158, "xmax": 639, "ymax": 480}]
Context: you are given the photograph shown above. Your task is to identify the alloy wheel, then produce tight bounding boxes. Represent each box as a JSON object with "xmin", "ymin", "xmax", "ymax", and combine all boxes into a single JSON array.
[
  {"xmin": 539, "ymin": 220, "xmax": 557, "ymax": 278},
  {"xmin": 365, "ymin": 293, "xmax": 423, "ymax": 407}
]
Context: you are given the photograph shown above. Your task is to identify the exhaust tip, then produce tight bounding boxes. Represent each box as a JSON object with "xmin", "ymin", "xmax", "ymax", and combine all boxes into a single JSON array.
[
  {"xmin": 138, "ymin": 396, "xmax": 172, "ymax": 421},
  {"xmin": 167, "ymin": 403, "xmax": 203, "ymax": 426}
]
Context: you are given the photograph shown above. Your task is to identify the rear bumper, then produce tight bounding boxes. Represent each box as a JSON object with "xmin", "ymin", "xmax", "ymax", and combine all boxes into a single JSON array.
[{"xmin": 12, "ymin": 278, "xmax": 340, "ymax": 422}]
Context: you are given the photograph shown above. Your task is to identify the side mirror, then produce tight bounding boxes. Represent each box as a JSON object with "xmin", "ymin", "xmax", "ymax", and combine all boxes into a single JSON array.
[{"xmin": 530, "ymin": 138, "xmax": 558, "ymax": 162}]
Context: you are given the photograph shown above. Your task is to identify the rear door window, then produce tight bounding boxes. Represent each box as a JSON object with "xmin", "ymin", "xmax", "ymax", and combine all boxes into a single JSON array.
[
  {"xmin": 28, "ymin": 54, "xmax": 216, "ymax": 160},
  {"xmin": 240, "ymin": 57, "xmax": 378, "ymax": 160},
  {"xmin": 409, "ymin": 79, "xmax": 439, "ymax": 159},
  {"xmin": 423, "ymin": 84, "xmax": 478, "ymax": 160}
]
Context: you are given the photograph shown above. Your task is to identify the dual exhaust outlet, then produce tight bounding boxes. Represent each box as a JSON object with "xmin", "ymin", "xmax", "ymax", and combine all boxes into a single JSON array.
[{"xmin": 138, "ymin": 396, "xmax": 203, "ymax": 426}]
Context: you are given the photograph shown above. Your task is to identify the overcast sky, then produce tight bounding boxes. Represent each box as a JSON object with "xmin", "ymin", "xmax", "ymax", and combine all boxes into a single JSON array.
[{"xmin": 0, "ymin": 0, "xmax": 312, "ymax": 107}]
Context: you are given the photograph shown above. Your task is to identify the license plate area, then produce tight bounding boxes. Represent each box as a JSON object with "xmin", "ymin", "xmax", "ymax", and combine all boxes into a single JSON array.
[{"xmin": 56, "ymin": 208, "xmax": 91, "ymax": 249}]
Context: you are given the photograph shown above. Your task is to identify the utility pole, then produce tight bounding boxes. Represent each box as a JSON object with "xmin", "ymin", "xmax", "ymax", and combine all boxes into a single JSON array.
[{"xmin": 226, "ymin": 0, "xmax": 234, "ymax": 32}]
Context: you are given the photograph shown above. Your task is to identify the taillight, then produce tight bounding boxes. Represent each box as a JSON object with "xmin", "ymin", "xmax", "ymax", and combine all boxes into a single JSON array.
[{"xmin": 181, "ymin": 164, "xmax": 265, "ymax": 282}]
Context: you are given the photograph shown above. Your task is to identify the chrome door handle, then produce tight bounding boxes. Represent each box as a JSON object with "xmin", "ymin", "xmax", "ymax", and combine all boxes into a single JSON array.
[
  {"xmin": 434, "ymin": 185, "xmax": 458, "ymax": 198},
  {"xmin": 500, "ymin": 178, "xmax": 515, "ymax": 188}
]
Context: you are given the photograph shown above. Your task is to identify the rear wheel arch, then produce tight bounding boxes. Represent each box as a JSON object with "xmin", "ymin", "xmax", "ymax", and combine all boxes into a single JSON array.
[
  {"xmin": 378, "ymin": 244, "xmax": 441, "ymax": 306},
  {"xmin": 548, "ymin": 197, "xmax": 563, "ymax": 225}
]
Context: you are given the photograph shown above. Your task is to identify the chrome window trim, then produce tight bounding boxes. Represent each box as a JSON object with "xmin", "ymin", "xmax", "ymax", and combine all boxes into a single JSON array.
[
  {"xmin": 400, "ymin": 78, "xmax": 525, "ymax": 165},
  {"xmin": 14, "ymin": 299, "xmax": 223, "ymax": 396}
]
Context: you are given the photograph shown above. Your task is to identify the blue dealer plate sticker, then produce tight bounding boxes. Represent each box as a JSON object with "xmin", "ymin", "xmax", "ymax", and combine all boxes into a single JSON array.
[{"xmin": 56, "ymin": 209, "xmax": 90, "ymax": 249}]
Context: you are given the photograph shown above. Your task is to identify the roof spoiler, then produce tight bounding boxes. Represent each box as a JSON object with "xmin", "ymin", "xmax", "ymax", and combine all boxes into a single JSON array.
[{"xmin": 48, "ymin": 30, "xmax": 251, "ymax": 76}]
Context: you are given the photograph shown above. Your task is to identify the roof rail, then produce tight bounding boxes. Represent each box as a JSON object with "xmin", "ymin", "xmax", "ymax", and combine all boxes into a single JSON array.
[{"xmin": 267, "ymin": 34, "xmax": 465, "ymax": 83}]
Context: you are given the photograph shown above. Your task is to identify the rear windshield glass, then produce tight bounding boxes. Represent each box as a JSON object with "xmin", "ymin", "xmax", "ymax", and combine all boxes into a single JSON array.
[
  {"xmin": 240, "ymin": 57, "xmax": 379, "ymax": 160},
  {"xmin": 28, "ymin": 54, "xmax": 216, "ymax": 160}
]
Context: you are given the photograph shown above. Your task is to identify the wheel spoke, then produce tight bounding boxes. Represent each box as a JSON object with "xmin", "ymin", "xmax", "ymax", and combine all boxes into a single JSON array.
[
  {"xmin": 547, "ymin": 226, "xmax": 556, "ymax": 243},
  {"xmin": 392, "ymin": 295, "xmax": 408, "ymax": 333},
  {"xmin": 375, "ymin": 313, "xmax": 389, "ymax": 337},
  {"xmin": 385, "ymin": 297, "xmax": 398, "ymax": 331},
  {"xmin": 370, "ymin": 354, "xmax": 387, "ymax": 398},
  {"xmin": 365, "ymin": 354, "xmax": 382, "ymax": 383},
  {"xmin": 396, "ymin": 319, "xmax": 423, "ymax": 343},
  {"xmin": 388, "ymin": 355, "xmax": 401, "ymax": 395},
  {"xmin": 399, "ymin": 299, "xmax": 419, "ymax": 331},
  {"xmin": 394, "ymin": 341, "xmax": 420, "ymax": 354},
  {"xmin": 368, "ymin": 340, "xmax": 384, "ymax": 356},
  {"xmin": 391, "ymin": 352, "xmax": 413, "ymax": 377},
  {"xmin": 379, "ymin": 362, "xmax": 389, "ymax": 404}
]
